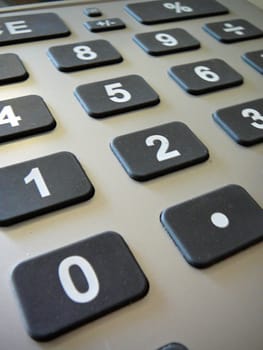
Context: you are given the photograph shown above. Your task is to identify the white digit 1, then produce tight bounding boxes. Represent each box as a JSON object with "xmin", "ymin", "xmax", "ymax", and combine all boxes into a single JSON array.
[
  {"xmin": 73, "ymin": 45, "xmax": 97, "ymax": 60},
  {"xmin": 194, "ymin": 66, "xmax": 220, "ymax": 82},
  {"xmin": 0, "ymin": 105, "xmax": 21, "ymax": 127},
  {"xmin": 104, "ymin": 83, "xmax": 131, "ymax": 103},
  {"xmin": 146, "ymin": 134, "xmax": 181, "ymax": 161},
  {"xmin": 241, "ymin": 108, "xmax": 263, "ymax": 129},
  {"xmin": 58, "ymin": 256, "xmax": 100, "ymax": 303},
  {"xmin": 24, "ymin": 167, "xmax": 51, "ymax": 198},
  {"xmin": 155, "ymin": 33, "xmax": 178, "ymax": 47}
]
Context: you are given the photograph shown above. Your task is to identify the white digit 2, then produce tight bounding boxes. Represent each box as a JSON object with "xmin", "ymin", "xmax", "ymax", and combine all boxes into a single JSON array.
[
  {"xmin": 73, "ymin": 45, "xmax": 97, "ymax": 60},
  {"xmin": 155, "ymin": 33, "xmax": 178, "ymax": 47},
  {"xmin": 58, "ymin": 255, "xmax": 99, "ymax": 303},
  {"xmin": 24, "ymin": 167, "xmax": 51, "ymax": 198},
  {"xmin": 194, "ymin": 66, "xmax": 220, "ymax": 82},
  {"xmin": 104, "ymin": 83, "xmax": 131, "ymax": 103},
  {"xmin": 0, "ymin": 105, "xmax": 21, "ymax": 127},
  {"xmin": 146, "ymin": 135, "xmax": 181, "ymax": 161},
  {"xmin": 241, "ymin": 108, "xmax": 263, "ymax": 129}
]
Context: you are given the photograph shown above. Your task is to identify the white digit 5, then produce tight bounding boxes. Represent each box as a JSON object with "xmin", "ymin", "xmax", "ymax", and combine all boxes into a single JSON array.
[
  {"xmin": 155, "ymin": 33, "xmax": 178, "ymax": 47},
  {"xmin": 194, "ymin": 66, "xmax": 220, "ymax": 82},
  {"xmin": 58, "ymin": 255, "xmax": 100, "ymax": 303},
  {"xmin": 104, "ymin": 82, "xmax": 131, "ymax": 103},
  {"xmin": 241, "ymin": 108, "xmax": 263, "ymax": 129},
  {"xmin": 0, "ymin": 105, "xmax": 21, "ymax": 127},
  {"xmin": 73, "ymin": 45, "xmax": 97, "ymax": 60},
  {"xmin": 24, "ymin": 167, "xmax": 51, "ymax": 198},
  {"xmin": 146, "ymin": 134, "xmax": 181, "ymax": 161}
]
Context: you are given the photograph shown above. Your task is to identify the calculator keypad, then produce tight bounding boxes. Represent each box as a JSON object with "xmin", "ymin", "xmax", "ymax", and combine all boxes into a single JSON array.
[
  {"xmin": 12, "ymin": 232, "xmax": 149, "ymax": 340},
  {"xmin": 0, "ymin": 152, "xmax": 94, "ymax": 226}
]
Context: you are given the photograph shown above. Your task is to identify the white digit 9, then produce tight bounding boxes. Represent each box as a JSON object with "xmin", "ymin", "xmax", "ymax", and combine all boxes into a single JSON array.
[
  {"xmin": 155, "ymin": 33, "xmax": 178, "ymax": 47},
  {"xmin": 104, "ymin": 82, "xmax": 131, "ymax": 103},
  {"xmin": 58, "ymin": 255, "xmax": 99, "ymax": 303},
  {"xmin": 146, "ymin": 134, "xmax": 181, "ymax": 161},
  {"xmin": 194, "ymin": 66, "xmax": 220, "ymax": 82},
  {"xmin": 241, "ymin": 108, "xmax": 263, "ymax": 129},
  {"xmin": 73, "ymin": 45, "xmax": 97, "ymax": 61}
]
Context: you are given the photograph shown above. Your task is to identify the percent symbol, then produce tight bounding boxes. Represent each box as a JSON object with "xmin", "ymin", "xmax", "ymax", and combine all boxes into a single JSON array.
[
  {"xmin": 163, "ymin": 1, "xmax": 193, "ymax": 13},
  {"xmin": 223, "ymin": 23, "xmax": 245, "ymax": 35}
]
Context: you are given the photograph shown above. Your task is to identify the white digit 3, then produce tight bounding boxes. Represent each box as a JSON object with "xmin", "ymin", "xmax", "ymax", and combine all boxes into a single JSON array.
[
  {"xmin": 73, "ymin": 45, "xmax": 97, "ymax": 60},
  {"xmin": 241, "ymin": 108, "xmax": 263, "ymax": 129},
  {"xmin": 145, "ymin": 134, "xmax": 181, "ymax": 162}
]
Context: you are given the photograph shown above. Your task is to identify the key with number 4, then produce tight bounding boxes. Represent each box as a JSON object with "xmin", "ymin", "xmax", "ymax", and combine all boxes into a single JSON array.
[{"xmin": 0, "ymin": 152, "xmax": 94, "ymax": 226}]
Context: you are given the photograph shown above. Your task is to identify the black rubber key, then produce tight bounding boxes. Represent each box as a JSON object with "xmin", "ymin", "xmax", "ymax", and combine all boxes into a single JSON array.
[
  {"xmin": 48, "ymin": 40, "xmax": 123, "ymax": 72},
  {"xmin": 242, "ymin": 50, "xmax": 263, "ymax": 75},
  {"xmin": 203, "ymin": 19, "xmax": 263, "ymax": 43},
  {"xmin": 158, "ymin": 343, "xmax": 189, "ymax": 350},
  {"xmin": 84, "ymin": 18, "xmax": 125, "ymax": 32},
  {"xmin": 0, "ymin": 95, "xmax": 56, "ymax": 143},
  {"xmin": 161, "ymin": 185, "xmax": 263, "ymax": 268},
  {"xmin": 125, "ymin": 0, "xmax": 228, "ymax": 25},
  {"xmin": 0, "ymin": 53, "xmax": 28, "ymax": 84},
  {"xmin": 0, "ymin": 13, "xmax": 70, "ymax": 46},
  {"xmin": 12, "ymin": 231, "xmax": 149, "ymax": 340},
  {"xmin": 0, "ymin": 152, "xmax": 94, "ymax": 226},
  {"xmin": 111, "ymin": 122, "xmax": 209, "ymax": 181},
  {"xmin": 75, "ymin": 74, "xmax": 160, "ymax": 118},
  {"xmin": 213, "ymin": 98, "xmax": 263, "ymax": 146},
  {"xmin": 169, "ymin": 58, "xmax": 243, "ymax": 95},
  {"xmin": 133, "ymin": 28, "xmax": 200, "ymax": 56}
]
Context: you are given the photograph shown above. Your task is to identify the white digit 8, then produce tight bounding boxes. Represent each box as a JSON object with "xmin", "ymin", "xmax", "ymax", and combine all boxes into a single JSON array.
[
  {"xmin": 104, "ymin": 82, "xmax": 131, "ymax": 103},
  {"xmin": 241, "ymin": 108, "xmax": 263, "ymax": 129},
  {"xmin": 146, "ymin": 134, "xmax": 181, "ymax": 161},
  {"xmin": 58, "ymin": 255, "xmax": 100, "ymax": 303},
  {"xmin": 155, "ymin": 33, "xmax": 178, "ymax": 47},
  {"xmin": 73, "ymin": 45, "xmax": 97, "ymax": 61},
  {"xmin": 194, "ymin": 66, "xmax": 220, "ymax": 82}
]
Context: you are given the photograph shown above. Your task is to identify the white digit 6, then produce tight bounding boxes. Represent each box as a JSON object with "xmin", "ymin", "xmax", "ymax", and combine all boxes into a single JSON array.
[
  {"xmin": 73, "ymin": 45, "xmax": 97, "ymax": 60},
  {"xmin": 146, "ymin": 134, "xmax": 181, "ymax": 162},
  {"xmin": 155, "ymin": 33, "xmax": 178, "ymax": 47},
  {"xmin": 194, "ymin": 66, "xmax": 220, "ymax": 82},
  {"xmin": 58, "ymin": 255, "xmax": 99, "ymax": 303},
  {"xmin": 241, "ymin": 108, "xmax": 263, "ymax": 129},
  {"xmin": 104, "ymin": 82, "xmax": 131, "ymax": 103}
]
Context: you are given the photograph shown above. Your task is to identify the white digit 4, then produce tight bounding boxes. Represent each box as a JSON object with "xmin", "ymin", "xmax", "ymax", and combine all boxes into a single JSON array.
[
  {"xmin": 58, "ymin": 255, "xmax": 100, "ymax": 303},
  {"xmin": 241, "ymin": 108, "xmax": 263, "ymax": 129},
  {"xmin": 146, "ymin": 134, "xmax": 181, "ymax": 161},
  {"xmin": 73, "ymin": 45, "xmax": 97, "ymax": 61},
  {"xmin": 194, "ymin": 66, "xmax": 220, "ymax": 82},
  {"xmin": 155, "ymin": 33, "xmax": 178, "ymax": 47},
  {"xmin": 104, "ymin": 82, "xmax": 131, "ymax": 103},
  {"xmin": 0, "ymin": 105, "xmax": 21, "ymax": 127},
  {"xmin": 24, "ymin": 167, "xmax": 51, "ymax": 198}
]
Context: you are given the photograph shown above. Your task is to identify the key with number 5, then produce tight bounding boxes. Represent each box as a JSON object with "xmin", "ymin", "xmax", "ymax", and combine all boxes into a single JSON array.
[{"xmin": 0, "ymin": 152, "xmax": 94, "ymax": 226}]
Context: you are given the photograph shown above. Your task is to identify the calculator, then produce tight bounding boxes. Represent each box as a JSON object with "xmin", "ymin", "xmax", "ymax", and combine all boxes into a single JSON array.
[{"xmin": 0, "ymin": 0, "xmax": 262, "ymax": 349}]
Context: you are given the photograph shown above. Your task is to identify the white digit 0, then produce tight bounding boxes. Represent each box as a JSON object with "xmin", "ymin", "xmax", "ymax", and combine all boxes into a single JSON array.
[
  {"xmin": 155, "ymin": 33, "xmax": 178, "ymax": 47},
  {"xmin": 24, "ymin": 167, "xmax": 51, "ymax": 198},
  {"xmin": 104, "ymin": 82, "xmax": 131, "ymax": 103},
  {"xmin": 0, "ymin": 105, "xmax": 21, "ymax": 127},
  {"xmin": 146, "ymin": 134, "xmax": 181, "ymax": 161},
  {"xmin": 58, "ymin": 255, "xmax": 100, "ymax": 303},
  {"xmin": 194, "ymin": 66, "xmax": 220, "ymax": 82},
  {"xmin": 73, "ymin": 45, "xmax": 97, "ymax": 60},
  {"xmin": 241, "ymin": 108, "xmax": 263, "ymax": 129}
]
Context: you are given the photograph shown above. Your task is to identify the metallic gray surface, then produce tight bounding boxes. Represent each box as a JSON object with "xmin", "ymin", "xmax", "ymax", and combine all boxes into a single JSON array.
[{"xmin": 0, "ymin": 1, "xmax": 262, "ymax": 349}]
